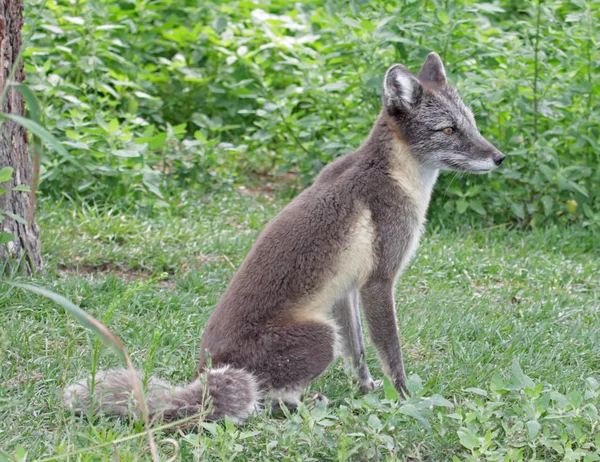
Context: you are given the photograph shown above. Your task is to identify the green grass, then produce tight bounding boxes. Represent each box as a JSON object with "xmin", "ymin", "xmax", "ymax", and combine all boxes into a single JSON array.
[{"xmin": 1, "ymin": 189, "xmax": 599, "ymax": 461}]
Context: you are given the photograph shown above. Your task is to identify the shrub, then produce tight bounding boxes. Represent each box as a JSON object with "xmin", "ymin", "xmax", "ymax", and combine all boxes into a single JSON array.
[{"xmin": 24, "ymin": 0, "xmax": 600, "ymax": 226}]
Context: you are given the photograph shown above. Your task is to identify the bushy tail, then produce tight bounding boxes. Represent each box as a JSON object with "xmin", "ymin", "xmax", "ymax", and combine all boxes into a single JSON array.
[{"xmin": 64, "ymin": 366, "xmax": 260, "ymax": 425}]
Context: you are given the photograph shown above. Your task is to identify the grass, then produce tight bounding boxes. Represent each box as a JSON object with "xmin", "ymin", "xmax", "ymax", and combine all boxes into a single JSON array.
[{"xmin": 1, "ymin": 188, "xmax": 599, "ymax": 461}]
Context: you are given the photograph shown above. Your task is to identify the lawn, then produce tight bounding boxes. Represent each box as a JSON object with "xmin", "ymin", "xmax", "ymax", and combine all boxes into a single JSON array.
[{"xmin": 1, "ymin": 188, "xmax": 598, "ymax": 461}]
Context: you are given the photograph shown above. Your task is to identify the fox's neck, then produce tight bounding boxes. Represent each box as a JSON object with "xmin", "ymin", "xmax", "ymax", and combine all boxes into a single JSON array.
[{"xmin": 362, "ymin": 114, "xmax": 439, "ymax": 212}]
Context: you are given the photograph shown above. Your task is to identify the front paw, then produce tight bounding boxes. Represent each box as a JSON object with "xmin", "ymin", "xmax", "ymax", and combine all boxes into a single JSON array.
[
  {"xmin": 394, "ymin": 377, "xmax": 411, "ymax": 400},
  {"xmin": 305, "ymin": 391, "xmax": 329, "ymax": 408},
  {"xmin": 359, "ymin": 378, "xmax": 383, "ymax": 394}
]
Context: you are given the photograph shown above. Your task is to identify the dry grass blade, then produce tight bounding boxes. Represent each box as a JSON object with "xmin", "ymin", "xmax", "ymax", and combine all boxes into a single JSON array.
[
  {"xmin": 135, "ymin": 439, "xmax": 180, "ymax": 462},
  {"xmin": 158, "ymin": 439, "xmax": 181, "ymax": 462},
  {"xmin": 5, "ymin": 282, "xmax": 159, "ymax": 462},
  {"xmin": 113, "ymin": 444, "xmax": 121, "ymax": 462}
]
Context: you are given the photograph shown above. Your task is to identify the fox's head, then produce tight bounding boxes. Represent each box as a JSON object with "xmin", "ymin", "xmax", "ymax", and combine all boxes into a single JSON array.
[{"xmin": 382, "ymin": 53, "xmax": 505, "ymax": 174}]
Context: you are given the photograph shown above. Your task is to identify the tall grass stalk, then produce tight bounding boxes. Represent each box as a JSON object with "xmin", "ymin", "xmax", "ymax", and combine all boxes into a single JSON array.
[{"xmin": 4, "ymin": 282, "xmax": 160, "ymax": 462}]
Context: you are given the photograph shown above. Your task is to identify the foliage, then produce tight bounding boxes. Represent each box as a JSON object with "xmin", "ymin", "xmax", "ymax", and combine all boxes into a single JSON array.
[
  {"xmin": 23, "ymin": 0, "xmax": 600, "ymax": 226},
  {"xmin": 451, "ymin": 361, "xmax": 600, "ymax": 461}
]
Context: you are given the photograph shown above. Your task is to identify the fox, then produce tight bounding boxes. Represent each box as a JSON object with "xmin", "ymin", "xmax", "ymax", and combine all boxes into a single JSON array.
[{"xmin": 65, "ymin": 52, "xmax": 505, "ymax": 426}]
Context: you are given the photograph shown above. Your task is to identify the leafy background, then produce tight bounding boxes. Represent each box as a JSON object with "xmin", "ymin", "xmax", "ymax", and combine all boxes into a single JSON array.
[{"xmin": 24, "ymin": 0, "xmax": 599, "ymax": 228}]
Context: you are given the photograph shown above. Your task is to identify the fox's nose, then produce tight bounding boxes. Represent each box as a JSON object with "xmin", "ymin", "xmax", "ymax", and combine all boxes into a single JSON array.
[{"xmin": 493, "ymin": 154, "xmax": 506, "ymax": 166}]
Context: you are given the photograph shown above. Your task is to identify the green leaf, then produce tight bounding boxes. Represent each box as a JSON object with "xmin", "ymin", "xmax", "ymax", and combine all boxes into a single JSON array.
[
  {"xmin": 510, "ymin": 202, "xmax": 525, "ymax": 219},
  {"xmin": 489, "ymin": 372, "xmax": 506, "ymax": 392},
  {"xmin": 406, "ymin": 374, "xmax": 423, "ymax": 396},
  {"xmin": 541, "ymin": 196, "xmax": 554, "ymax": 216},
  {"xmin": 456, "ymin": 199, "xmax": 468, "ymax": 214},
  {"xmin": 457, "ymin": 427, "xmax": 480, "ymax": 450},
  {"xmin": 114, "ymin": 143, "xmax": 145, "ymax": 158},
  {"xmin": 565, "ymin": 180, "xmax": 588, "ymax": 198},
  {"xmin": 567, "ymin": 390, "xmax": 583, "ymax": 407},
  {"xmin": 399, "ymin": 403, "xmax": 431, "ymax": 431},
  {"xmin": 199, "ymin": 421, "xmax": 218, "ymax": 436},
  {"xmin": 142, "ymin": 171, "xmax": 164, "ymax": 199},
  {"xmin": 14, "ymin": 444, "xmax": 28, "ymax": 462},
  {"xmin": 3, "ymin": 211, "xmax": 27, "ymax": 225},
  {"xmin": 429, "ymin": 394, "xmax": 454, "ymax": 408},
  {"xmin": 464, "ymin": 387, "xmax": 488, "ymax": 397},
  {"xmin": 469, "ymin": 200, "xmax": 487, "ymax": 215},
  {"xmin": 40, "ymin": 24, "xmax": 64, "ymax": 35},
  {"xmin": 526, "ymin": 420, "xmax": 541, "ymax": 440},
  {"xmin": 0, "ymin": 114, "xmax": 84, "ymax": 170},
  {"xmin": 360, "ymin": 20, "xmax": 375, "ymax": 32},
  {"xmin": 11, "ymin": 83, "xmax": 41, "ymax": 123},
  {"xmin": 0, "ymin": 231, "xmax": 13, "ymax": 245},
  {"xmin": 549, "ymin": 391, "xmax": 570, "ymax": 408},
  {"xmin": 107, "ymin": 118, "xmax": 120, "ymax": 134},
  {"xmin": 321, "ymin": 82, "xmax": 348, "ymax": 92},
  {"xmin": 582, "ymin": 204, "xmax": 595, "ymax": 219},
  {"xmin": 0, "ymin": 166, "xmax": 13, "ymax": 184},
  {"xmin": 341, "ymin": 17, "xmax": 362, "ymax": 29},
  {"xmin": 437, "ymin": 10, "xmax": 450, "ymax": 24},
  {"xmin": 367, "ymin": 414, "xmax": 382, "ymax": 431},
  {"xmin": 138, "ymin": 132, "xmax": 167, "ymax": 150},
  {"xmin": 511, "ymin": 358, "xmax": 535, "ymax": 389},
  {"xmin": 12, "ymin": 185, "xmax": 30, "ymax": 192},
  {"xmin": 383, "ymin": 376, "xmax": 399, "ymax": 400},
  {"xmin": 213, "ymin": 16, "xmax": 228, "ymax": 34},
  {"xmin": 586, "ymin": 377, "xmax": 599, "ymax": 391},
  {"xmin": 539, "ymin": 164, "xmax": 554, "ymax": 182},
  {"xmin": 63, "ymin": 15, "xmax": 85, "ymax": 25},
  {"xmin": 472, "ymin": 3, "xmax": 505, "ymax": 13},
  {"xmin": 170, "ymin": 123, "xmax": 187, "ymax": 135}
]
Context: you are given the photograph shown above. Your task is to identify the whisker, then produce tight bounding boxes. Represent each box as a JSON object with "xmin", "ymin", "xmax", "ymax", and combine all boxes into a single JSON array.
[{"xmin": 443, "ymin": 171, "xmax": 461, "ymax": 198}]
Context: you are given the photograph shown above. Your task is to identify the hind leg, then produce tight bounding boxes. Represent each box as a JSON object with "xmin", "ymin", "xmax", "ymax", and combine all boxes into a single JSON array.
[
  {"xmin": 257, "ymin": 319, "xmax": 336, "ymax": 410},
  {"xmin": 332, "ymin": 291, "xmax": 380, "ymax": 393}
]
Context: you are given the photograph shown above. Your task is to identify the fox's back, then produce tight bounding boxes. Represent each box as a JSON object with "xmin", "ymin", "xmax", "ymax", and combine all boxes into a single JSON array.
[{"xmin": 207, "ymin": 157, "xmax": 361, "ymax": 304}]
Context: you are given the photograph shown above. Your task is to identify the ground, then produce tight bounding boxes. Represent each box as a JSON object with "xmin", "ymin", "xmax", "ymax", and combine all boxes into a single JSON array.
[{"xmin": 1, "ymin": 189, "xmax": 599, "ymax": 461}]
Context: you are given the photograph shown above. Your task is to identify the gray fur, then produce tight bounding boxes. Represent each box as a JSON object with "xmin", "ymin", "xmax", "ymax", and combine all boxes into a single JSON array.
[
  {"xmin": 64, "ymin": 366, "xmax": 259, "ymax": 426},
  {"xmin": 332, "ymin": 290, "xmax": 378, "ymax": 393},
  {"xmin": 418, "ymin": 52, "xmax": 447, "ymax": 86},
  {"xmin": 386, "ymin": 52, "xmax": 505, "ymax": 172},
  {"xmin": 198, "ymin": 52, "xmax": 503, "ymax": 401},
  {"xmin": 64, "ymin": 52, "xmax": 504, "ymax": 422}
]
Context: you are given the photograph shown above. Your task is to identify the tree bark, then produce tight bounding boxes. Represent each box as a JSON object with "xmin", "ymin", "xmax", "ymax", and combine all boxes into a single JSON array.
[{"xmin": 0, "ymin": 0, "xmax": 42, "ymax": 274}]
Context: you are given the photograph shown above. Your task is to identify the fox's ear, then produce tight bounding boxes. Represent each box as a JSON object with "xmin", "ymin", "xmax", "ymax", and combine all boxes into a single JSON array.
[
  {"xmin": 383, "ymin": 64, "xmax": 423, "ymax": 113},
  {"xmin": 418, "ymin": 52, "xmax": 447, "ymax": 86}
]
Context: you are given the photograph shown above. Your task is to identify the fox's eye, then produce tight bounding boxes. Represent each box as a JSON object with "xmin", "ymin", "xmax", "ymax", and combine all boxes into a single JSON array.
[{"xmin": 442, "ymin": 127, "xmax": 454, "ymax": 135}]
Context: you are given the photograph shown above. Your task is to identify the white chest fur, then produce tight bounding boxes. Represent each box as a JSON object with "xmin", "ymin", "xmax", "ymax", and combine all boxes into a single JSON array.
[{"xmin": 388, "ymin": 141, "xmax": 439, "ymax": 279}]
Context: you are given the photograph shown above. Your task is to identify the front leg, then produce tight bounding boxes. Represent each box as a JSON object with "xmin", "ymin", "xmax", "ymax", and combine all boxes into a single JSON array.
[
  {"xmin": 332, "ymin": 290, "xmax": 379, "ymax": 393},
  {"xmin": 360, "ymin": 279, "xmax": 410, "ymax": 398}
]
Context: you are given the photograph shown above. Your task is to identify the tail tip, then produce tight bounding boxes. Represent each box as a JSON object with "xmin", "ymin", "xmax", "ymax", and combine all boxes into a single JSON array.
[
  {"xmin": 64, "ymin": 380, "xmax": 89, "ymax": 411},
  {"xmin": 206, "ymin": 366, "xmax": 260, "ymax": 421}
]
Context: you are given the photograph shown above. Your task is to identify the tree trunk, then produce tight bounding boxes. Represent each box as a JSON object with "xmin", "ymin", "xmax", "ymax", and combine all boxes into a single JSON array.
[{"xmin": 0, "ymin": 0, "xmax": 42, "ymax": 274}]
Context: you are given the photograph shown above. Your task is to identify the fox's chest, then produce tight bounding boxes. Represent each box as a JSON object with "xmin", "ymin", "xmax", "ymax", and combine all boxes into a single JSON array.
[
  {"xmin": 375, "ymin": 210, "xmax": 426, "ymax": 284},
  {"xmin": 370, "ymin": 172, "xmax": 438, "ymax": 282}
]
